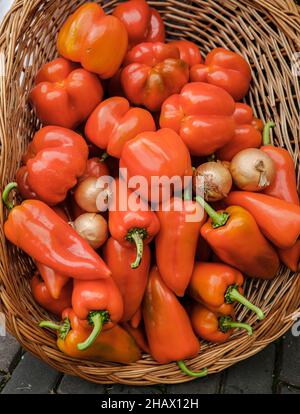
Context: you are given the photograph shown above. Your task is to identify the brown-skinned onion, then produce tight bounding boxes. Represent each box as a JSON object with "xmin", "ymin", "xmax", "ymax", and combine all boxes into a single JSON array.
[
  {"xmin": 74, "ymin": 176, "xmax": 110, "ymax": 212},
  {"xmin": 230, "ymin": 148, "xmax": 275, "ymax": 191},
  {"xmin": 73, "ymin": 213, "xmax": 108, "ymax": 249}
]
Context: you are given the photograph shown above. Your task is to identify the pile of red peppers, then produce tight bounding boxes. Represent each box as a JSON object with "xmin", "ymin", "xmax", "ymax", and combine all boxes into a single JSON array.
[{"xmin": 2, "ymin": 1, "xmax": 300, "ymax": 378}]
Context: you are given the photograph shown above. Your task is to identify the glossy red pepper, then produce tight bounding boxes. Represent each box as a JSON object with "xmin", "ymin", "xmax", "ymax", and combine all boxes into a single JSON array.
[
  {"xmin": 189, "ymin": 262, "xmax": 264, "ymax": 319},
  {"xmin": 121, "ymin": 42, "xmax": 189, "ymax": 111},
  {"xmin": 3, "ymin": 186, "xmax": 111, "ymax": 281},
  {"xmin": 72, "ymin": 278, "xmax": 124, "ymax": 350},
  {"xmin": 143, "ymin": 266, "xmax": 207, "ymax": 377},
  {"xmin": 169, "ymin": 40, "xmax": 202, "ymax": 67},
  {"xmin": 155, "ymin": 197, "xmax": 206, "ymax": 296},
  {"xmin": 29, "ymin": 57, "xmax": 103, "ymax": 129},
  {"xmin": 16, "ymin": 166, "xmax": 38, "ymax": 200},
  {"xmin": 190, "ymin": 48, "xmax": 252, "ymax": 100},
  {"xmin": 278, "ymin": 240, "xmax": 300, "ymax": 272},
  {"xmin": 225, "ymin": 192, "xmax": 300, "ymax": 249},
  {"xmin": 36, "ymin": 262, "xmax": 69, "ymax": 300},
  {"xmin": 108, "ymin": 179, "xmax": 160, "ymax": 268},
  {"xmin": 113, "ymin": 0, "xmax": 165, "ymax": 47},
  {"xmin": 103, "ymin": 237, "xmax": 150, "ymax": 322},
  {"xmin": 159, "ymin": 82, "xmax": 236, "ymax": 156},
  {"xmin": 31, "ymin": 273, "xmax": 72, "ymax": 316},
  {"xmin": 122, "ymin": 322, "xmax": 150, "ymax": 354},
  {"xmin": 120, "ymin": 128, "xmax": 193, "ymax": 203},
  {"xmin": 20, "ymin": 126, "xmax": 88, "ymax": 205},
  {"xmin": 85, "ymin": 97, "xmax": 156, "ymax": 158},
  {"xmin": 216, "ymin": 103, "xmax": 263, "ymax": 161},
  {"xmin": 77, "ymin": 157, "xmax": 110, "ymax": 184},
  {"xmin": 189, "ymin": 302, "xmax": 252, "ymax": 343}
]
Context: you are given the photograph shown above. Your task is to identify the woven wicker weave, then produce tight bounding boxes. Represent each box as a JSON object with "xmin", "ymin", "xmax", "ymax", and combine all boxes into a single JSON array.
[{"xmin": 0, "ymin": 0, "xmax": 300, "ymax": 385}]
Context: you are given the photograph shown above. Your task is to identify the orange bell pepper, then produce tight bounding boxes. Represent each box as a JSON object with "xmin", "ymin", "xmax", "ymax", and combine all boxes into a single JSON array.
[
  {"xmin": 113, "ymin": 0, "xmax": 165, "ymax": 47},
  {"xmin": 85, "ymin": 97, "xmax": 156, "ymax": 158},
  {"xmin": 216, "ymin": 103, "xmax": 263, "ymax": 161},
  {"xmin": 155, "ymin": 197, "xmax": 206, "ymax": 296},
  {"xmin": 143, "ymin": 266, "xmax": 208, "ymax": 377},
  {"xmin": 108, "ymin": 179, "xmax": 160, "ymax": 268},
  {"xmin": 2, "ymin": 186, "xmax": 111, "ymax": 281},
  {"xmin": 198, "ymin": 198, "xmax": 280, "ymax": 280},
  {"xmin": 278, "ymin": 240, "xmax": 300, "ymax": 272},
  {"xmin": 72, "ymin": 278, "xmax": 124, "ymax": 350},
  {"xmin": 29, "ymin": 57, "xmax": 103, "ymax": 129},
  {"xmin": 159, "ymin": 82, "xmax": 236, "ymax": 156},
  {"xmin": 31, "ymin": 273, "xmax": 72, "ymax": 316},
  {"xmin": 39, "ymin": 308, "xmax": 141, "ymax": 363},
  {"xmin": 169, "ymin": 40, "xmax": 202, "ymax": 67},
  {"xmin": 190, "ymin": 48, "xmax": 252, "ymax": 100},
  {"xmin": 121, "ymin": 42, "xmax": 189, "ymax": 111},
  {"xmin": 225, "ymin": 192, "xmax": 300, "ymax": 249},
  {"xmin": 120, "ymin": 128, "xmax": 193, "ymax": 203},
  {"xmin": 19, "ymin": 126, "xmax": 88, "ymax": 205},
  {"xmin": 57, "ymin": 3, "xmax": 128, "ymax": 78},
  {"xmin": 189, "ymin": 262, "xmax": 264, "ymax": 319},
  {"xmin": 261, "ymin": 122, "xmax": 299, "ymax": 205},
  {"xmin": 103, "ymin": 237, "xmax": 150, "ymax": 322},
  {"xmin": 189, "ymin": 302, "xmax": 252, "ymax": 343},
  {"xmin": 36, "ymin": 262, "xmax": 69, "ymax": 300}
]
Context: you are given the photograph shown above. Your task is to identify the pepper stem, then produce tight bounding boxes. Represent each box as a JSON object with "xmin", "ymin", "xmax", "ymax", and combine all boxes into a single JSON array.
[
  {"xmin": 225, "ymin": 285, "xmax": 265, "ymax": 320},
  {"xmin": 262, "ymin": 121, "xmax": 275, "ymax": 146},
  {"xmin": 195, "ymin": 196, "xmax": 229, "ymax": 228},
  {"xmin": 39, "ymin": 318, "xmax": 70, "ymax": 340},
  {"xmin": 126, "ymin": 228, "xmax": 147, "ymax": 269},
  {"xmin": 2, "ymin": 182, "xmax": 18, "ymax": 210},
  {"xmin": 219, "ymin": 316, "xmax": 253, "ymax": 336},
  {"xmin": 77, "ymin": 311, "xmax": 109, "ymax": 351},
  {"xmin": 177, "ymin": 361, "xmax": 208, "ymax": 378},
  {"xmin": 100, "ymin": 152, "xmax": 109, "ymax": 162}
]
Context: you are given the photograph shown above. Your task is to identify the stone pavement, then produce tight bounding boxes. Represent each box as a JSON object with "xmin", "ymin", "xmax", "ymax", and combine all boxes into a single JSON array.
[{"xmin": 0, "ymin": 330, "xmax": 299, "ymax": 394}]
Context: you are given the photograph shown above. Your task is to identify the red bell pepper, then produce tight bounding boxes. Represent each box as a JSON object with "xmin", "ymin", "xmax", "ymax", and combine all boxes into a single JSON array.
[
  {"xmin": 169, "ymin": 40, "xmax": 202, "ymax": 67},
  {"xmin": 103, "ymin": 237, "xmax": 150, "ymax": 322},
  {"xmin": 121, "ymin": 42, "xmax": 189, "ymax": 111},
  {"xmin": 29, "ymin": 57, "xmax": 103, "ymax": 129},
  {"xmin": 190, "ymin": 47, "xmax": 252, "ymax": 100},
  {"xmin": 72, "ymin": 278, "xmax": 124, "ymax": 350},
  {"xmin": 108, "ymin": 179, "xmax": 160, "ymax": 268},
  {"xmin": 77, "ymin": 157, "xmax": 110, "ymax": 184},
  {"xmin": 57, "ymin": 3, "xmax": 128, "ymax": 78},
  {"xmin": 20, "ymin": 126, "xmax": 88, "ymax": 205},
  {"xmin": 85, "ymin": 97, "xmax": 156, "ymax": 158},
  {"xmin": 113, "ymin": 0, "xmax": 165, "ymax": 47},
  {"xmin": 159, "ymin": 82, "xmax": 236, "ymax": 156}
]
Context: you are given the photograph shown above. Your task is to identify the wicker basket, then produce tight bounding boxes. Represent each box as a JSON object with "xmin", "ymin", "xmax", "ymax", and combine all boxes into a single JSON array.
[{"xmin": 0, "ymin": 0, "xmax": 300, "ymax": 386}]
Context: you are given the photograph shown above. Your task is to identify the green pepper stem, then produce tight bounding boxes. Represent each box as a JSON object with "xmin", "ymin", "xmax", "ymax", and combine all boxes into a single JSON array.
[
  {"xmin": 100, "ymin": 152, "xmax": 109, "ymax": 162},
  {"xmin": 183, "ymin": 186, "xmax": 192, "ymax": 201},
  {"xmin": 177, "ymin": 361, "xmax": 208, "ymax": 378},
  {"xmin": 39, "ymin": 318, "xmax": 70, "ymax": 340},
  {"xmin": 77, "ymin": 311, "xmax": 108, "ymax": 351},
  {"xmin": 2, "ymin": 182, "xmax": 18, "ymax": 210},
  {"xmin": 129, "ymin": 230, "xmax": 144, "ymax": 269},
  {"xmin": 262, "ymin": 121, "xmax": 275, "ymax": 146},
  {"xmin": 219, "ymin": 316, "xmax": 253, "ymax": 336},
  {"xmin": 226, "ymin": 286, "xmax": 265, "ymax": 320},
  {"xmin": 195, "ymin": 196, "xmax": 229, "ymax": 228}
]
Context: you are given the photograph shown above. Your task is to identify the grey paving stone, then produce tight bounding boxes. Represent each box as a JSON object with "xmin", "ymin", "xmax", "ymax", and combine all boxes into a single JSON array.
[
  {"xmin": 167, "ymin": 373, "xmax": 221, "ymax": 394},
  {"xmin": 280, "ymin": 331, "xmax": 300, "ymax": 387},
  {"xmin": 223, "ymin": 344, "xmax": 275, "ymax": 394},
  {"xmin": 57, "ymin": 375, "xmax": 105, "ymax": 394},
  {"xmin": 0, "ymin": 333, "xmax": 21, "ymax": 373},
  {"xmin": 280, "ymin": 384, "xmax": 300, "ymax": 394},
  {"xmin": 1, "ymin": 353, "xmax": 60, "ymax": 394},
  {"xmin": 107, "ymin": 384, "xmax": 165, "ymax": 394}
]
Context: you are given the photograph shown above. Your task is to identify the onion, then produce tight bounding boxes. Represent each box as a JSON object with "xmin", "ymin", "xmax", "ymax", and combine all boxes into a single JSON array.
[
  {"xmin": 230, "ymin": 148, "xmax": 275, "ymax": 191},
  {"xmin": 74, "ymin": 176, "xmax": 110, "ymax": 212},
  {"xmin": 193, "ymin": 161, "xmax": 232, "ymax": 202},
  {"xmin": 73, "ymin": 213, "xmax": 108, "ymax": 249}
]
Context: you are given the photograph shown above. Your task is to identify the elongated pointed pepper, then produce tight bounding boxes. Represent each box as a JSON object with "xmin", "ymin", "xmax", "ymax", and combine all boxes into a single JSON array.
[
  {"xmin": 72, "ymin": 278, "xmax": 124, "ymax": 350},
  {"xmin": 225, "ymin": 192, "xmax": 300, "ymax": 249},
  {"xmin": 2, "ymin": 184, "xmax": 111, "ymax": 280},
  {"xmin": 198, "ymin": 196, "xmax": 280, "ymax": 280},
  {"xmin": 109, "ymin": 179, "xmax": 160, "ymax": 268},
  {"xmin": 143, "ymin": 266, "xmax": 208, "ymax": 378},
  {"xmin": 189, "ymin": 302, "xmax": 252, "ymax": 343},
  {"xmin": 31, "ymin": 273, "xmax": 72, "ymax": 316},
  {"xmin": 122, "ymin": 322, "xmax": 150, "ymax": 354},
  {"xmin": 103, "ymin": 237, "xmax": 150, "ymax": 322},
  {"xmin": 261, "ymin": 121, "xmax": 299, "ymax": 205},
  {"xmin": 39, "ymin": 308, "xmax": 141, "ymax": 363},
  {"xmin": 155, "ymin": 196, "xmax": 207, "ymax": 296},
  {"xmin": 35, "ymin": 262, "xmax": 69, "ymax": 300},
  {"xmin": 278, "ymin": 240, "xmax": 300, "ymax": 272},
  {"xmin": 188, "ymin": 262, "xmax": 264, "ymax": 320}
]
